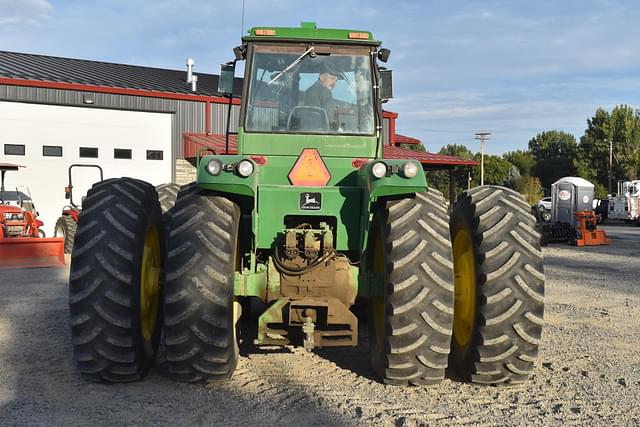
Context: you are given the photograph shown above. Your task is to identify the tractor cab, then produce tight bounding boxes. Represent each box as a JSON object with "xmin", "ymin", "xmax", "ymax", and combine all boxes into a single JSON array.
[{"xmin": 217, "ymin": 22, "xmax": 392, "ymax": 159}]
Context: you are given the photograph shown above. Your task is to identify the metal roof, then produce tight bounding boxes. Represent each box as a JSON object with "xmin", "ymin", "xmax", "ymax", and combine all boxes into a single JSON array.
[
  {"xmin": 0, "ymin": 50, "xmax": 243, "ymax": 97},
  {"xmin": 183, "ymin": 133, "xmax": 479, "ymax": 168},
  {"xmin": 394, "ymin": 133, "xmax": 422, "ymax": 145},
  {"xmin": 382, "ymin": 145, "xmax": 479, "ymax": 167}
]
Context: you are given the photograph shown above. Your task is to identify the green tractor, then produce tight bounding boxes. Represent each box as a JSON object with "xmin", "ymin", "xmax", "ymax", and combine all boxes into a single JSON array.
[{"xmin": 68, "ymin": 22, "xmax": 544, "ymax": 386}]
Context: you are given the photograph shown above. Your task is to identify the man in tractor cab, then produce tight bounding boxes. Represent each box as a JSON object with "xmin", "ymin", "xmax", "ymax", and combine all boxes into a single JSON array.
[
  {"xmin": 302, "ymin": 66, "xmax": 339, "ymax": 130},
  {"xmin": 304, "ymin": 69, "xmax": 338, "ymax": 111}
]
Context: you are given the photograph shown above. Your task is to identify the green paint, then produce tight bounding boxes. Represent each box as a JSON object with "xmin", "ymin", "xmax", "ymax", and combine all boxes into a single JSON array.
[
  {"xmin": 257, "ymin": 185, "xmax": 362, "ymax": 250},
  {"xmin": 357, "ymin": 271, "xmax": 385, "ymax": 298},
  {"xmin": 197, "ymin": 154, "xmax": 257, "ymax": 196},
  {"xmin": 256, "ymin": 298, "xmax": 289, "ymax": 344},
  {"xmin": 234, "ymin": 268, "xmax": 267, "ymax": 298},
  {"xmin": 239, "ymin": 127, "xmax": 378, "ymax": 158},
  {"xmin": 244, "ymin": 22, "xmax": 380, "ymax": 46}
]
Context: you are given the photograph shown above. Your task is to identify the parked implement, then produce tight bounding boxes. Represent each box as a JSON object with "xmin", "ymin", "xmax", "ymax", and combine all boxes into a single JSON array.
[
  {"xmin": 540, "ymin": 177, "xmax": 610, "ymax": 246},
  {"xmin": 0, "ymin": 163, "xmax": 64, "ymax": 268},
  {"xmin": 54, "ymin": 164, "xmax": 104, "ymax": 253},
  {"xmin": 69, "ymin": 23, "xmax": 544, "ymax": 386}
]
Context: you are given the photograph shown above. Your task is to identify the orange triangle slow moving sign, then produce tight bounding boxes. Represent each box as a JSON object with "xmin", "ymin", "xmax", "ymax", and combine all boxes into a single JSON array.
[{"xmin": 288, "ymin": 149, "xmax": 331, "ymax": 186}]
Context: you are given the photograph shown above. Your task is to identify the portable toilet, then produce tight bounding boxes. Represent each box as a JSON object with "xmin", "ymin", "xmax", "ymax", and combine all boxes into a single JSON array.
[{"xmin": 551, "ymin": 177, "xmax": 594, "ymax": 227}]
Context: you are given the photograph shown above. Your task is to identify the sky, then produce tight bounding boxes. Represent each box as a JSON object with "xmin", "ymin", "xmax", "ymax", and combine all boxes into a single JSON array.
[{"xmin": 1, "ymin": 0, "xmax": 639, "ymax": 155}]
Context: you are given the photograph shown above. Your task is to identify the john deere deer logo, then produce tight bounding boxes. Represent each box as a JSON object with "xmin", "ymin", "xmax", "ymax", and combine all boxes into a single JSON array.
[{"xmin": 300, "ymin": 192, "xmax": 322, "ymax": 210}]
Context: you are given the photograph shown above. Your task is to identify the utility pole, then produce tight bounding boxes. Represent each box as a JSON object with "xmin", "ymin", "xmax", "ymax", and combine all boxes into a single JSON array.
[
  {"xmin": 608, "ymin": 138, "xmax": 613, "ymax": 195},
  {"xmin": 475, "ymin": 131, "xmax": 491, "ymax": 186}
]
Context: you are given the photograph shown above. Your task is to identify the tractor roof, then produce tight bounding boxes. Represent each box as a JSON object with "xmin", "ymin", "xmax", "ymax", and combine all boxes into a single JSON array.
[{"xmin": 243, "ymin": 22, "xmax": 381, "ymax": 46}]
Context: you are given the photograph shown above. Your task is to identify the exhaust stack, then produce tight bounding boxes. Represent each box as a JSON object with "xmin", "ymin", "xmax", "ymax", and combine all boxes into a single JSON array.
[
  {"xmin": 191, "ymin": 74, "xmax": 198, "ymax": 92},
  {"xmin": 186, "ymin": 58, "xmax": 194, "ymax": 83}
]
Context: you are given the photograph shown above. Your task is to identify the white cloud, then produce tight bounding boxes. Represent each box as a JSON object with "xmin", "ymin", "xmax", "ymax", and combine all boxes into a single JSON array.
[{"xmin": 0, "ymin": 0, "xmax": 53, "ymax": 26}]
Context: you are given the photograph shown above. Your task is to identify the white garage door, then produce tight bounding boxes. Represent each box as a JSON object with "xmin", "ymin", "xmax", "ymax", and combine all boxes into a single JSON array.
[{"xmin": 0, "ymin": 101, "xmax": 172, "ymax": 236}]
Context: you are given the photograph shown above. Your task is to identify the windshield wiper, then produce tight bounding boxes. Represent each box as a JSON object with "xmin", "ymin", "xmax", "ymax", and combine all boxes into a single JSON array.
[{"xmin": 267, "ymin": 46, "xmax": 315, "ymax": 86}]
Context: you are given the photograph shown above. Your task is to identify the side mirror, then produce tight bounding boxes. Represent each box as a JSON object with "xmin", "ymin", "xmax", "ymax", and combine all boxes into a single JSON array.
[
  {"xmin": 233, "ymin": 44, "xmax": 247, "ymax": 60},
  {"xmin": 218, "ymin": 62, "xmax": 236, "ymax": 95},
  {"xmin": 379, "ymin": 69, "xmax": 393, "ymax": 100},
  {"xmin": 377, "ymin": 48, "xmax": 391, "ymax": 63}
]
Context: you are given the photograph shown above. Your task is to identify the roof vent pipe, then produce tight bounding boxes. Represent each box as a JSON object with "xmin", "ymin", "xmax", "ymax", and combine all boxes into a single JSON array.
[
  {"xmin": 186, "ymin": 58, "xmax": 194, "ymax": 83},
  {"xmin": 191, "ymin": 74, "xmax": 198, "ymax": 92}
]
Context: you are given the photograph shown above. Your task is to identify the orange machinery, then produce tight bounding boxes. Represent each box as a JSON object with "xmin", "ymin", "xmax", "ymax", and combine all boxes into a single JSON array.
[
  {"xmin": 0, "ymin": 163, "xmax": 65, "ymax": 268},
  {"xmin": 573, "ymin": 210, "xmax": 610, "ymax": 246}
]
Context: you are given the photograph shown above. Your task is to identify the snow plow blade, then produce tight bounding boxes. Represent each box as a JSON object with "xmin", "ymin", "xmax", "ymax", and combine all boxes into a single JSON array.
[{"xmin": 0, "ymin": 238, "xmax": 66, "ymax": 269}]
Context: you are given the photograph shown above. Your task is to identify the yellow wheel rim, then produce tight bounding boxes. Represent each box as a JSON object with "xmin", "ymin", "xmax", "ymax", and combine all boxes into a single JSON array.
[
  {"xmin": 140, "ymin": 224, "xmax": 161, "ymax": 342},
  {"xmin": 370, "ymin": 232, "xmax": 385, "ymax": 338},
  {"xmin": 452, "ymin": 223, "xmax": 477, "ymax": 348}
]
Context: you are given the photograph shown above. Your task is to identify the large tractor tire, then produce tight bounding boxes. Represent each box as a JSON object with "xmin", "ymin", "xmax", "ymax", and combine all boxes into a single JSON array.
[
  {"xmin": 449, "ymin": 186, "xmax": 544, "ymax": 385},
  {"xmin": 54, "ymin": 215, "xmax": 77, "ymax": 254},
  {"xmin": 156, "ymin": 183, "xmax": 180, "ymax": 215},
  {"xmin": 68, "ymin": 178, "xmax": 164, "ymax": 382},
  {"xmin": 368, "ymin": 191, "xmax": 454, "ymax": 386},
  {"xmin": 163, "ymin": 185, "xmax": 241, "ymax": 382}
]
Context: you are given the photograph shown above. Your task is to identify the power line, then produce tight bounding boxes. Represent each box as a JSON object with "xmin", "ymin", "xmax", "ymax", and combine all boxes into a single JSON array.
[{"xmin": 475, "ymin": 131, "xmax": 491, "ymax": 186}]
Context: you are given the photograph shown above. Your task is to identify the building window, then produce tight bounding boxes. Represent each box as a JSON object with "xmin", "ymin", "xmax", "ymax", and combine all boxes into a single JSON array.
[
  {"xmin": 4, "ymin": 144, "xmax": 25, "ymax": 156},
  {"xmin": 43, "ymin": 145, "xmax": 63, "ymax": 157},
  {"xmin": 114, "ymin": 149, "xmax": 132, "ymax": 159},
  {"xmin": 146, "ymin": 150, "xmax": 163, "ymax": 160},
  {"xmin": 79, "ymin": 147, "xmax": 99, "ymax": 158}
]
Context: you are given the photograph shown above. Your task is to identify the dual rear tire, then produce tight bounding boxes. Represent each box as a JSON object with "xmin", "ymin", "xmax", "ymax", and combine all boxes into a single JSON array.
[
  {"xmin": 69, "ymin": 179, "xmax": 240, "ymax": 383},
  {"xmin": 368, "ymin": 190, "xmax": 454, "ymax": 385},
  {"xmin": 368, "ymin": 186, "xmax": 544, "ymax": 386},
  {"xmin": 449, "ymin": 186, "xmax": 544, "ymax": 384},
  {"xmin": 162, "ymin": 185, "xmax": 241, "ymax": 382},
  {"xmin": 69, "ymin": 178, "xmax": 164, "ymax": 382}
]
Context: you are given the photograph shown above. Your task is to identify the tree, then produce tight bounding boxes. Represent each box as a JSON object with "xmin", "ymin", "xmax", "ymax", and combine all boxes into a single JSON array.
[
  {"xmin": 515, "ymin": 176, "xmax": 544, "ymax": 205},
  {"xmin": 503, "ymin": 150, "xmax": 535, "ymax": 177},
  {"xmin": 575, "ymin": 107, "xmax": 610, "ymax": 189},
  {"xmin": 610, "ymin": 105, "xmax": 640, "ymax": 181},
  {"xmin": 576, "ymin": 105, "xmax": 640, "ymax": 194},
  {"xmin": 425, "ymin": 144, "xmax": 474, "ymax": 196},
  {"xmin": 528, "ymin": 130, "xmax": 578, "ymax": 189},
  {"xmin": 471, "ymin": 154, "xmax": 512, "ymax": 187}
]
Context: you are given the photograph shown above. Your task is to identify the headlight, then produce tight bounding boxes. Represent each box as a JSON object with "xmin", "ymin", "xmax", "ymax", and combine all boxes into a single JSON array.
[
  {"xmin": 206, "ymin": 159, "xmax": 223, "ymax": 176},
  {"xmin": 236, "ymin": 159, "xmax": 254, "ymax": 177},
  {"xmin": 4, "ymin": 212, "xmax": 23, "ymax": 220},
  {"xmin": 401, "ymin": 162, "xmax": 419, "ymax": 178},
  {"xmin": 371, "ymin": 161, "xmax": 387, "ymax": 179}
]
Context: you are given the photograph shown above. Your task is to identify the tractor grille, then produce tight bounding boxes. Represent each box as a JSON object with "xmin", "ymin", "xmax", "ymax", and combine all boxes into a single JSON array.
[{"xmin": 6, "ymin": 225, "xmax": 24, "ymax": 236}]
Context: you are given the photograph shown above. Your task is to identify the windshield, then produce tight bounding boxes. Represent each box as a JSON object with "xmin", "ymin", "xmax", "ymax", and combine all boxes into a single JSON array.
[
  {"xmin": 245, "ymin": 44, "xmax": 375, "ymax": 135},
  {"xmin": 1, "ymin": 188, "xmax": 31, "ymax": 204}
]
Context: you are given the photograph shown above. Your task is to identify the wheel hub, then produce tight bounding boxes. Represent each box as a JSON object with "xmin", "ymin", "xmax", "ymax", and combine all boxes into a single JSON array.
[
  {"xmin": 452, "ymin": 224, "xmax": 476, "ymax": 348},
  {"xmin": 140, "ymin": 224, "xmax": 161, "ymax": 342}
]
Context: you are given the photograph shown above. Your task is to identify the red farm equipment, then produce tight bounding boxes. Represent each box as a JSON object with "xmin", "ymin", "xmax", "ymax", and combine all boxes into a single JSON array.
[
  {"xmin": 54, "ymin": 164, "xmax": 104, "ymax": 253},
  {"xmin": 0, "ymin": 163, "xmax": 65, "ymax": 268}
]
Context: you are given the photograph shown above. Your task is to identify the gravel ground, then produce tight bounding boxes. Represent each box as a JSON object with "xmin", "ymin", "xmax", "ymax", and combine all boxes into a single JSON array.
[{"xmin": 0, "ymin": 224, "xmax": 638, "ymax": 426}]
